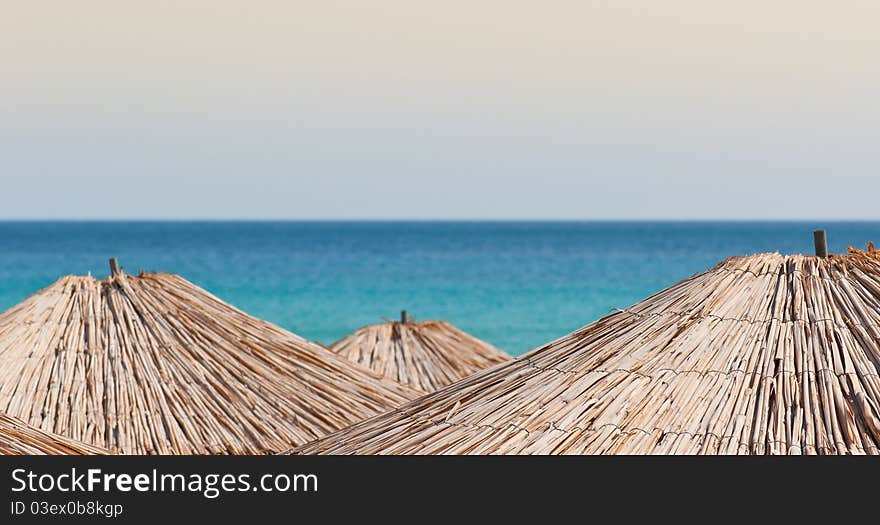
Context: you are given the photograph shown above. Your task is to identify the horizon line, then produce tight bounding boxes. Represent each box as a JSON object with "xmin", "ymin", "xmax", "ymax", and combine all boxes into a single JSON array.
[{"xmin": 0, "ymin": 218, "xmax": 878, "ymax": 223}]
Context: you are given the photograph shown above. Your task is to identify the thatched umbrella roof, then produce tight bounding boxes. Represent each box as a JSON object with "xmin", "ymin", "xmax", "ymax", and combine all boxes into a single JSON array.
[
  {"xmin": 330, "ymin": 312, "xmax": 510, "ymax": 392},
  {"xmin": 0, "ymin": 269, "xmax": 418, "ymax": 454},
  {"xmin": 293, "ymin": 249, "xmax": 880, "ymax": 455},
  {"xmin": 0, "ymin": 412, "xmax": 108, "ymax": 455}
]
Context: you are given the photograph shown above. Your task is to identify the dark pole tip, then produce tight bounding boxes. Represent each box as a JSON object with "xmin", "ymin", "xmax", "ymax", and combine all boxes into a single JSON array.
[
  {"xmin": 401, "ymin": 310, "xmax": 408, "ymax": 323},
  {"xmin": 813, "ymin": 230, "xmax": 828, "ymax": 258},
  {"xmin": 108, "ymin": 257, "xmax": 120, "ymax": 276}
]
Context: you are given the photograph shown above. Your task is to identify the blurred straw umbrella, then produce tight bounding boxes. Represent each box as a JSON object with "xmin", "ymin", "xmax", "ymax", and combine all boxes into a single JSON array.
[
  {"xmin": 293, "ymin": 244, "xmax": 880, "ymax": 455},
  {"xmin": 0, "ymin": 263, "xmax": 418, "ymax": 454},
  {"xmin": 331, "ymin": 311, "xmax": 510, "ymax": 393}
]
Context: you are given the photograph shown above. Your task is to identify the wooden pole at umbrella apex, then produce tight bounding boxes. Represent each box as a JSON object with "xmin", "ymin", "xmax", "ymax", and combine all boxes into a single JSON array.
[
  {"xmin": 401, "ymin": 310, "xmax": 408, "ymax": 324},
  {"xmin": 813, "ymin": 230, "xmax": 828, "ymax": 258},
  {"xmin": 109, "ymin": 257, "xmax": 120, "ymax": 276}
]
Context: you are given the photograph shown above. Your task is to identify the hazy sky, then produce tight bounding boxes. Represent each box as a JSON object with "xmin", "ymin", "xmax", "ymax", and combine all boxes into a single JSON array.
[{"xmin": 2, "ymin": 1, "xmax": 879, "ymax": 219}]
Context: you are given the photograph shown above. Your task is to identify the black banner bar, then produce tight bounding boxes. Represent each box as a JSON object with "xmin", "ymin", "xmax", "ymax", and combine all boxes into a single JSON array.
[{"xmin": 1, "ymin": 455, "xmax": 874, "ymax": 522}]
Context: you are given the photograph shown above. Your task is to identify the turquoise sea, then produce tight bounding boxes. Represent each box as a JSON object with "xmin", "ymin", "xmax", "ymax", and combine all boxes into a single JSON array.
[{"xmin": 0, "ymin": 221, "xmax": 877, "ymax": 356}]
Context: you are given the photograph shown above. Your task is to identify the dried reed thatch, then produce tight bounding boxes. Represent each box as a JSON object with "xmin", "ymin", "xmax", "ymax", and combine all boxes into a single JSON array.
[
  {"xmin": 0, "ymin": 412, "xmax": 108, "ymax": 455},
  {"xmin": 0, "ymin": 269, "xmax": 418, "ymax": 454},
  {"xmin": 293, "ymin": 248, "xmax": 880, "ymax": 455},
  {"xmin": 331, "ymin": 312, "xmax": 510, "ymax": 392}
]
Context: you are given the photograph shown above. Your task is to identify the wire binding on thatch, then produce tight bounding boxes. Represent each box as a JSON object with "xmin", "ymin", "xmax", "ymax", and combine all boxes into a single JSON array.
[
  {"xmin": 0, "ymin": 412, "xmax": 109, "ymax": 455},
  {"xmin": 331, "ymin": 317, "xmax": 510, "ymax": 392},
  {"xmin": 291, "ymin": 249, "xmax": 880, "ymax": 455},
  {"xmin": 0, "ymin": 271, "xmax": 418, "ymax": 454}
]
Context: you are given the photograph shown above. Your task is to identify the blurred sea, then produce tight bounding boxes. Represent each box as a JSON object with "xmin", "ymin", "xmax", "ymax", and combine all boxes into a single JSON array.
[{"xmin": 1, "ymin": 221, "xmax": 877, "ymax": 355}]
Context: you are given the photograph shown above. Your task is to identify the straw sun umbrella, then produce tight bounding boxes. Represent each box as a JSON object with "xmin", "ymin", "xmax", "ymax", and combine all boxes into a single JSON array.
[
  {"xmin": 0, "ymin": 264, "xmax": 418, "ymax": 454},
  {"xmin": 293, "ymin": 246, "xmax": 880, "ymax": 455},
  {"xmin": 331, "ymin": 311, "xmax": 511, "ymax": 393},
  {"xmin": 0, "ymin": 412, "xmax": 108, "ymax": 455}
]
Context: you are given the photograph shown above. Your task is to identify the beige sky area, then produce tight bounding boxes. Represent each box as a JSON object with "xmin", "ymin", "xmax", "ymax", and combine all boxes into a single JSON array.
[{"xmin": 2, "ymin": 1, "xmax": 879, "ymax": 219}]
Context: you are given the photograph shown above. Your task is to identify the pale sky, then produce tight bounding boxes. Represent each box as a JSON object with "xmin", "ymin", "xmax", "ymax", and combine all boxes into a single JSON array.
[{"xmin": 2, "ymin": 1, "xmax": 879, "ymax": 219}]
